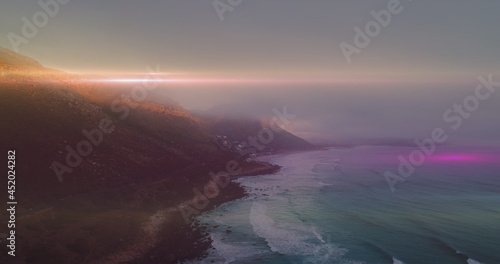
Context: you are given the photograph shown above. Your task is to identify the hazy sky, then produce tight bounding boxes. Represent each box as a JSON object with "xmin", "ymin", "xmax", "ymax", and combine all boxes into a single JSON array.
[
  {"xmin": 1, "ymin": 1, "xmax": 499, "ymax": 144},
  {"xmin": 2, "ymin": 1, "xmax": 499, "ymax": 75}
]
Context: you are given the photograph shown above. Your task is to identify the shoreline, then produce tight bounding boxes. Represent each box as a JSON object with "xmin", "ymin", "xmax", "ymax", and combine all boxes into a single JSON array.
[{"xmin": 94, "ymin": 161, "xmax": 282, "ymax": 264}]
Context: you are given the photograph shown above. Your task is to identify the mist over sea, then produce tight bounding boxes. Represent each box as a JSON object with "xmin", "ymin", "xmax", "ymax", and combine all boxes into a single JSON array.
[{"xmin": 189, "ymin": 146, "xmax": 500, "ymax": 264}]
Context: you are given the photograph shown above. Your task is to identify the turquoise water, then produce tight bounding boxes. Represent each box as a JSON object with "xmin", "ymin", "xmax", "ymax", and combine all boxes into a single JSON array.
[{"xmin": 190, "ymin": 146, "xmax": 500, "ymax": 264}]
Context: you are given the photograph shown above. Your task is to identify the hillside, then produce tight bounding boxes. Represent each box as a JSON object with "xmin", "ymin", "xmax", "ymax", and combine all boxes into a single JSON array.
[
  {"xmin": 0, "ymin": 72, "xmax": 232, "ymax": 208},
  {"xmin": 0, "ymin": 46, "xmax": 44, "ymax": 71},
  {"xmin": 0, "ymin": 47, "xmax": 310, "ymax": 263},
  {"xmin": 206, "ymin": 117, "xmax": 315, "ymax": 155}
]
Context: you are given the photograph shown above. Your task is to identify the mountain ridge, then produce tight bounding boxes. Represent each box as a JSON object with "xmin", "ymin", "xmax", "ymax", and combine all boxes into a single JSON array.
[{"xmin": 0, "ymin": 47, "xmax": 314, "ymax": 263}]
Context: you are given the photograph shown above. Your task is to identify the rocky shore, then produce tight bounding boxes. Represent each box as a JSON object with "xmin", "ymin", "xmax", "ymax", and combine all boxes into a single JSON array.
[{"xmin": 102, "ymin": 162, "xmax": 281, "ymax": 264}]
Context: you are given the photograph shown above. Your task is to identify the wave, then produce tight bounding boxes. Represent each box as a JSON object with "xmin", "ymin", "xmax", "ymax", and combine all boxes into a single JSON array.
[
  {"xmin": 249, "ymin": 202, "xmax": 363, "ymax": 263},
  {"xmin": 312, "ymin": 228, "xmax": 325, "ymax": 243},
  {"xmin": 210, "ymin": 233, "xmax": 266, "ymax": 264},
  {"xmin": 360, "ymin": 241, "xmax": 395, "ymax": 263},
  {"xmin": 188, "ymin": 232, "xmax": 266, "ymax": 264},
  {"xmin": 390, "ymin": 255, "xmax": 482, "ymax": 264},
  {"xmin": 249, "ymin": 202, "xmax": 320, "ymax": 255},
  {"xmin": 318, "ymin": 181, "xmax": 332, "ymax": 186},
  {"xmin": 392, "ymin": 258, "xmax": 405, "ymax": 264},
  {"xmin": 431, "ymin": 238, "xmax": 484, "ymax": 264},
  {"xmin": 456, "ymin": 250, "xmax": 484, "ymax": 264}
]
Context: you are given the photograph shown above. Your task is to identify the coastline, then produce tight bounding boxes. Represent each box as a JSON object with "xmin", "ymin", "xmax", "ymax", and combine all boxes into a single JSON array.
[{"xmin": 94, "ymin": 161, "xmax": 282, "ymax": 264}]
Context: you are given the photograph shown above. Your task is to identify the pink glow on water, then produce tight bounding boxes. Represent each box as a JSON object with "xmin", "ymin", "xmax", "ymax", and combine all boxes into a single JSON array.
[
  {"xmin": 429, "ymin": 152, "xmax": 500, "ymax": 163},
  {"xmin": 432, "ymin": 155, "xmax": 478, "ymax": 161}
]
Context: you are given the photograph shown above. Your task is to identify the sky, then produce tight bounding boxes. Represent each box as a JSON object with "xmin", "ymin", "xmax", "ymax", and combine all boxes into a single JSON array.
[{"xmin": 1, "ymin": 0, "xmax": 499, "ymax": 145}]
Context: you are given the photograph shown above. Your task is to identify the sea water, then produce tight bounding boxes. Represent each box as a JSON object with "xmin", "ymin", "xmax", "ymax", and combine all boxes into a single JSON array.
[{"xmin": 190, "ymin": 146, "xmax": 500, "ymax": 264}]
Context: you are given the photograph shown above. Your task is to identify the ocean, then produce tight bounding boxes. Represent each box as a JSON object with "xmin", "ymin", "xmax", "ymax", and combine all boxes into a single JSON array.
[{"xmin": 188, "ymin": 146, "xmax": 500, "ymax": 264}]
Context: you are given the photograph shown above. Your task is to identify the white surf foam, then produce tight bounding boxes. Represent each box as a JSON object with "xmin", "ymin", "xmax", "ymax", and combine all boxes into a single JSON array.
[
  {"xmin": 249, "ymin": 202, "xmax": 363, "ymax": 263},
  {"xmin": 454, "ymin": 248, "xmax": 483, "ymax": 264},
  {"xmin": 318, "ymin": 181, "xmax": 332, "ymax": 186},
  {"xmin": 249, "ymin": 202, "xmax": 316, "ymax": 255},
  {"xmin": 467, "ymin": 259, "xmax": 483, "ymax": 264},
  {"xmin": 211, "ymin": 232, "xmax": 265, "ymax": 263},
  {"xmin": 312, "ymin": 228, "xmax": 325, "ymax": 243},
  {"xmin": 393, "ymin": 258, "xmax": 405, "ymax": 264},
  {"xmin": 188, "ymin": 232, "xmax": 266, "ymax": 264}
]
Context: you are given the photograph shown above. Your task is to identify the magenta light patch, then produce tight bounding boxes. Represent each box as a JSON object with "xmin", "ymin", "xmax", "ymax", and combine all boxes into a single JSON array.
[
  {"xmin": 429, "ymin": 152, "xmax": 500, "ymax": 163},
  {"xmin": 432, "ymin": 155, "xmax": 478, "ymax": 161}
]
